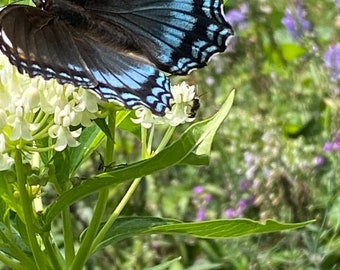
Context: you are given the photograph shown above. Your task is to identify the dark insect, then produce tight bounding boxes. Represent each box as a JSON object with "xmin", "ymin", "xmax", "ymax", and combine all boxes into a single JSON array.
[
  {"xmin": 0, "ymin": 0, "xmax": 234, "ymax": 115},
  {"xmin": 189, "ymin": 96, "xmax": 201, "ymax": 118}
]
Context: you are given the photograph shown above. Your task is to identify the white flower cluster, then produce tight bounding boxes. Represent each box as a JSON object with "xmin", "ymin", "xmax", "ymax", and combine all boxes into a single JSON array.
[
  {"xmin": 132, "ymin": 82, "xmax": 197, "ymax": 128},
  {"xmin": 0, "ymin": 55, "xmax": 100, "ymax": 169}
]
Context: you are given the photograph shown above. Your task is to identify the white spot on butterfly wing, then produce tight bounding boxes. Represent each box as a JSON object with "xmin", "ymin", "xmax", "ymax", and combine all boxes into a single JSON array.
[{"xmin": 0, "ymin": 29, "xmax": 13, "ymax": 48}]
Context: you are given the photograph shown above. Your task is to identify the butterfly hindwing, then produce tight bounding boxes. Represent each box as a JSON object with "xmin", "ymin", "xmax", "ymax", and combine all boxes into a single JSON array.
[
  {"xmin": 74, "ymin": 37, "xmax": 172, "ymax": 114},
  {"xmin": 0, "ymin": 3, "xmax": 172, "ymax": 115}
]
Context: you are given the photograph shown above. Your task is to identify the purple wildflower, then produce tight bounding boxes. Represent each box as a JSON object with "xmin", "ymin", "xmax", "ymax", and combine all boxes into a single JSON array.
[
  {"xmin": 224, "ymin": 196, "xmax": 255, "ymax": 219},
  {"xmin": 192, "ymin": 186, "xmax": 211, "ymax": 221},
  {"xmin": 281, "ymin": 1, "xmax": 311, "ymax": 40},
  {"xmin": 313, "ymin": 155, "xmax": 325, "ymax": 167},
  {"xmin": 225, "ymin": 4, "xmax": 248, "ymax": 30},
  {"xmin": 203, "ymin": 194, "xmax": 212, "ymax": 204},
  {"xmin": 225, "ymin": 208, "xmax": 238, "ymax": 219},
  {"xmin": 334, "ymin": 141, "xmax": 340, "ymax": 150},
  {"xmin": 196, "ymin": 208, "xmax": 206, "ymax": 221},
  {"xmin": 323, "ymin": 142, "xmax": 333, "ymax": 152},
  {"xmin": 324, "ymin": 43, "xmax": 340, "ymax": 82},
  {"xmin": 336, "ymin": 0, "xmax": 340, "ymax": 8},
  {"xmin": 237, "ymin": 199, "xmax": 247, "ymax": 210},
  {"xmin": 323, "ymin": 130, "xmax": 340, "ymax": 152},
  {"xmin": 192, "ymin": 185, "xmax": 204, "ymax": 194},
  {"xmin": 238, "ymin": 180, "xmax": 253, "ymax": 191}
]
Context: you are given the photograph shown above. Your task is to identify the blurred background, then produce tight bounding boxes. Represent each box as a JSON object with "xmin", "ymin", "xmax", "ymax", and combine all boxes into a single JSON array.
[{"xmin": 93, "ymin": 1, "xmax": 340, "ymax": 269}]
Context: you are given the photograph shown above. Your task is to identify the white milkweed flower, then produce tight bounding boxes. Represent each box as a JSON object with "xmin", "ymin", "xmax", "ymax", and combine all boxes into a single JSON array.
[
  {"xmin": 0, "ymin": 133, "xmax": 14, "ymax": 171},
  {"xmin": 131, "ymin": 82, "xmax": 197, "ymax": 128},
  {"xmin": 7, "ymin": 105, "xmax": 33, "ymax": 141},
  {"xmin": 0, "ymin": 54, "xmax": 101, "ymax": 153},
  {"xmin": 165, "ymin": 82, "xmax": 196, "ymax": 126},
  {"xmin": 48, "ymin": 104, "xmax": 82, "ymax": 151},
  {"xmin": 131, "ymin": 107, "xmax": 166, "ymax": 129}
]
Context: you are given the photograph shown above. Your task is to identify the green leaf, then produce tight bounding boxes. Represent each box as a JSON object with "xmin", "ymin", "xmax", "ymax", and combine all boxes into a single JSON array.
[
  {"xmin": 178, "ymin": 153, "xmax": 210, "ymax": 166},
  {"xmin": 146, "ymin": 219, "xmax": 314, "ymax": 239},
  {"xmin": 0, "ymin": 172, "xmax": 23, "ymax": 221},
  {"xmin": 53, "ymin": 150, "xmax": 71, "ymax": 192},
  {"xmin": 281, "ymin": 43, "xmax": 306, "ymax": 61},
  {"xmin": 283, "ymin": 116, "xmax": 315, "ymax": 138},
  {"xmin": 0, "ymin": 222, "xmax": 31, "ymax": 257},
  {"xmin": 90, "ymin": 217, "xmax": 179, "ymax": 251},
  {"xmin": 93, "ymin": 118, "xmax": 112, "ymax": 140},
  {"xmin": 328, "ymin": 197, "xmax": 340, "ymax": 232},
  {"xmin": 185, "ymin": 262, "xmax": 224, "ymax": 270},
  {"xmin": 143, "ymin": 257, "xmax": 182, "ymax": 270},
  {"xmin": 180, "ymin": 90, "xmax": 235, "ymax": 165},
  {"xmin": 92, "ymin": 216, "xmax": 313, "ymax": 251},
  {"xmin": 69, "ymin": 124, "xmax": 104, "ymax": 175},
  {"xmin": 43, "ymin": 91, "xmax": 235, "ymax": 225},
  {"xmin": 0, "ymin": 197, "xmax": 7, "ymax": 221},
  {"xmin": 117, "ymin": 111, "xmax": 141, "ymax": 139}
]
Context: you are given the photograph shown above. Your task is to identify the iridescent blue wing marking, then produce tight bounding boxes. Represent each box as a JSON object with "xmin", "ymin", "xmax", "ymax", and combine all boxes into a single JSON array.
[
  {"xmin": 0, "ymin": 4, "xmax": 172, "ymax": 115},
  {"xmin": 85, "ymin": 0, "xmax": 234, "ymax": 75}
]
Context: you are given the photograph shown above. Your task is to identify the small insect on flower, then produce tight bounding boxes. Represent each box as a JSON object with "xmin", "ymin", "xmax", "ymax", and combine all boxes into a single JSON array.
[
  {"xmin": 165, "ymin": 82, "xmax": 197, "ymax": 126},
  {"xmin": 188, "ymin": 96, "xmax": 201, "ymax": 118}
]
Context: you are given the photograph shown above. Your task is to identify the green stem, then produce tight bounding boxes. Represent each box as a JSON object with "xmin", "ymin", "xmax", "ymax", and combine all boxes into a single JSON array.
[
  {"xmin": 32, "ymin": 121, "xmax": 54, "ymax": 140},
  {"xmin": 90, "ymin": 120, "xmax": 148, "ymax": 252},
  {"xmin": 69, "ymin": 110, "xmax": 116, "ymax": 270},
  {"xmin": 141, "ymin": 127, "xmax": 148, "ymax": 158},
  {"xmin": 15, "ymin": 150, "xmax": 47, "ymax": 269},
  {"xmin": 41, "ymin": 233, "xmax": 64, "ymax": 270},
  {"xmin": 155, "ymin": 126, "xmax": 176, "ymax": 153},
  {"xmin": 89, "ymin": 177, "xmax": 142, "ymax": 253},
  {"xmin": 69, "ymin": 189, "xmax": 109, "ymax": 270},
  {"xmin": 146, "ymin": 125, "xmax": 155, "ymax": 155},
  {"xmin": 62, "ymin": 208, "xmax": 75, "ymax": 267},
  {"xmin": 23, "ymin": 145, "xmax": 55, "ymax": 153}
]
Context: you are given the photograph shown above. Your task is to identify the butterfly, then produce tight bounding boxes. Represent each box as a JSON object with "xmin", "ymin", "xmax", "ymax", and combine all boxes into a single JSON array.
[{"xmin": 0, "ymin": 0, "xmax": 234, "ymax": 115}]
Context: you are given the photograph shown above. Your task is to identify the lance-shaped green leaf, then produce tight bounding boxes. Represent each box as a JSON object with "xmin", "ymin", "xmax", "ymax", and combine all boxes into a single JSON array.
[
  {"xmin": 92, "ymin": 216, "xmax": 314, "ymax": 251},
  {"xmin": 145, "ymin": 218, "xmax": 314, "ymax": 238},
  {"xmin": 143, "ymin": 257, "xmax": 182, "ymax": 270}
]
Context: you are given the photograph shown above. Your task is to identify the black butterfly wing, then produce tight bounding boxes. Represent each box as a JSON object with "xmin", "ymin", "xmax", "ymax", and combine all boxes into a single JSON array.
[
  {"xmin": 84, "ymin": 0, "xmax": 234, "ymax": 75},
  {"xmin": 0, "ymin": 4, "xmax": 172, "ymax": 115},
  {"xmin": 0, "ymin": 5, "xmax": 96, "ymax": 88}
]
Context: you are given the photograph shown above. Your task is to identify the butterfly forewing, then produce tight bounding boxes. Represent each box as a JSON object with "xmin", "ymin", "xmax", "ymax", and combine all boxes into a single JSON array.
[
  {"xmin": 0, "ymin": 5, "xmax": 96, "ymax": 88},
  {"xmin": 0, "ymin": 3, "xmax": 172, "ymax": 115},
  {"xmin": 84, "ymin": 0, "xmax": 234, "ymax": 75}
]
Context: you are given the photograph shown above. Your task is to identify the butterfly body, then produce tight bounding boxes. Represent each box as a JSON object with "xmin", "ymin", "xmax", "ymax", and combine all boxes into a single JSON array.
[{"xmin": 0, "ymin": 0, "xmax": 233, "ymax": 115}]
